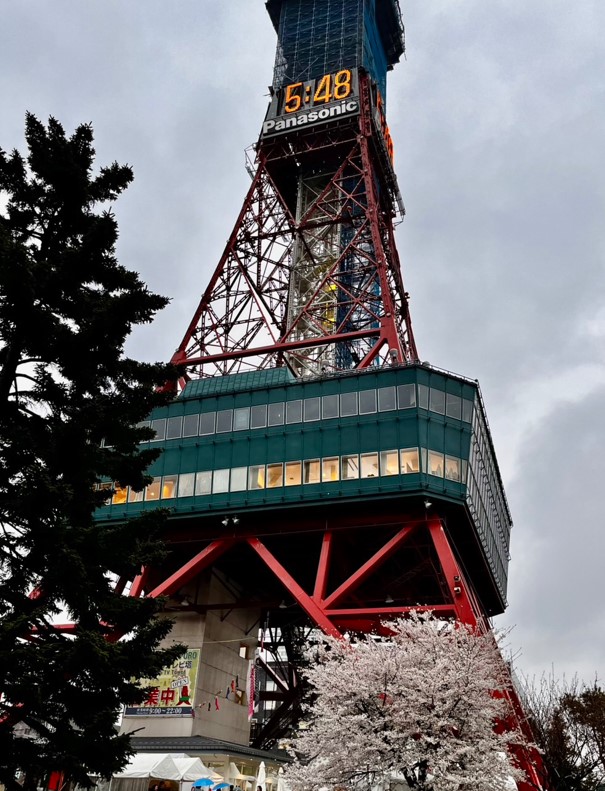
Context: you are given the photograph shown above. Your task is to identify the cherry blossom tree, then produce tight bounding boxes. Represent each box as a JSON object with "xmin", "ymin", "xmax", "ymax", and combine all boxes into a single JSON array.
[{"xmin": 284, "ymin": 613, "xmax": 529, "ymax": 791}]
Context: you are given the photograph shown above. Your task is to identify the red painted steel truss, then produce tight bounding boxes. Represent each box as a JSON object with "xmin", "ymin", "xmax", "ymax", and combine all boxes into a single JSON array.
[{"xmin": 171, "ymin": 74, "xmax": 418, "ymax": 382}]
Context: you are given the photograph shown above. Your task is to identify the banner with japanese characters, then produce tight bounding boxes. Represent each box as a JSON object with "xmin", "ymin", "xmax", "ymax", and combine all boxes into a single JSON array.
[{"xmin": 124, "ymin": 648, "xmax": 200, "ymax": 717}]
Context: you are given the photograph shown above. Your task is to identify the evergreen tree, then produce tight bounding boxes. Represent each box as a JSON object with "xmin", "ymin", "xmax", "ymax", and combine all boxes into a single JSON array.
[{"xmin": 0, "ymin": 114, "xmax": 182, "ymax": 789}]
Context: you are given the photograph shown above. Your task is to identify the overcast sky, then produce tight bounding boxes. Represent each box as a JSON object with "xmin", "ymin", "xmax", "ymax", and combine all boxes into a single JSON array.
[{"xmin": 1, "ymin": 0, "xmax": 604, "ymax": 685}]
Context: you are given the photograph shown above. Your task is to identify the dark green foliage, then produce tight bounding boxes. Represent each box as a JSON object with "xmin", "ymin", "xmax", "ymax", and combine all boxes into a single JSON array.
[{"xmin": 0, "ymin": 115, "xmax": 182, "ymax": 788}]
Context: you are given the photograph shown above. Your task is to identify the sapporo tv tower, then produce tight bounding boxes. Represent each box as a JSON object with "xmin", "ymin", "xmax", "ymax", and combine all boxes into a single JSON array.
[{"xmin": 99, "ymin": 1, "xmax": 543, "ymax": 785}]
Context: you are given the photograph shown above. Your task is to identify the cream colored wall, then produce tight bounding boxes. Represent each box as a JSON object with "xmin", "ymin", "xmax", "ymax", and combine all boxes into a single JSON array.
[{"xmin": 120, "ymin": 570, "xmax": 260, "ymax": 745}]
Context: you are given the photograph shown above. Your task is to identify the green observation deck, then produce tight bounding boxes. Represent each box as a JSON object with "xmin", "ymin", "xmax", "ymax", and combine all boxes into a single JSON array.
[{"xmin": 97, "ymin": 365, "xmax": 512, "ymax": 615}]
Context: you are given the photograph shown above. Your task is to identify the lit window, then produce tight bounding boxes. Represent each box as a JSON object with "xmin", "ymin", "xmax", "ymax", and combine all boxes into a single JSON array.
[
  {"xmin": 267, "ymin": 463, "xmax": 283, "ymax": 488},
  {"xmin": 249, "ymin": 465, "xmax": 266, "ymax": 490},
  {"xmin": 150, "ymin": 418, "xmax": 166, "ymax": 441},
  {"xmin": 400, "ymin": 448, "xmax": 419, "ymax": 474},
  {"xmin": 195, "ymin": 471, "xmax": 212, "ymax": 495},
  {"xmin": 397, "ymin": 383, "xmax": 416, "ymax": 409},
  {"xmin": 322, "ymin": 394, "xmax": 339, "ymax": 419},
  {"xmin": 420, "ymin": 448, "xmax": 427, "ymax": 472},
  {"xmin": 286, "ymin": 400, "xmax": 302, "ymax": 424},
  {"xmin": 285, "ymin": 461, "xmax": 302, "ymax": 486},
  {"xmin": 233, "ymin": 407, "xmax": 250, "ymax": 431},
  {"xmin": 446, "ymin": 394, "xmax": 462, "ymax": 420},
  {"xmin": 304, "ymin": 397, "xmax": 321, "ymax": 422},
  {"xmin": 445, "ymin": 456, "xmax": 461, "ymax": 482},
  {"xmin": 359, "ymin": 390, "xmax": 377, "ymax": 414},
  {"xmin": 360, "ymin": 452, "xmax": 379, "ymax": 478},
  {"xmin": 378, "ymin": 386, "xmax": 396, "ymax": 412},
  {"xmin": 213, "ymin": 469, "xmax": 230, "ymax": 493},
  {"xmin": 303, "ymin": 459, "xmax": 320, "ymax": 484},
  {"xmin": 182, "ymin": 414, "xmax": 199, "ymax": 437},
  {"xmin": 342, "ymin": 454, "xmax": 359, "ymax": 480},
  {"xmin": 418, "ymin": 385, "xmax": 429, "ymax": 410},
  {"xmin": 178, "ymin": 473, "xmax": 195, "ymax": 497},
  {"xmin": 216, "ymin": 410, "xmax": 233, "ymax": 433},
  {"xmin": 322, "ymin": 457, "xmax": 340, "ymax": 482},
  {"xmin": 112, "ymin": 485, "xmax": 128, "ymax": 505},
  {"xmin": 268, "ymin": 402, "xmax": 284, "ymax": 426},
  {"xmin": 144, "ymin": 477, "xmax": 162, "ymax": 501},
  {"xmin": 380, "ymin": 450, "xmax": 399, "ymax": 476},
  {"xmin": 231, "ymin": 467, "xmax": 247, "ymax": 491},
  {"xmin": 162, "ymin": 475, "xmax": 178, "ymax": 499},
  {"xmin": 340, "ymin": 391, "xmax": 358, "ymax": 417},
  {"xmin": 128, "ymin": 487, "xmax": 144, "ymax": 503},
  {"xmin": 166, "ymin": 416, "xmax": 183, "ymax": 440},
  {"xmin": 428, "ymin": 451, "xmax": 444, "ymax": 477},
  {"xmin": 200, "ymin": 412, "xmax": 216, "ymax": 435},
  {"xmin": 251, "ymin": 404, "xmax": 267, "ymax": 429},
  {"xmin": 429, "ymin": 389, "xmax": 445, "ymax": 415}
]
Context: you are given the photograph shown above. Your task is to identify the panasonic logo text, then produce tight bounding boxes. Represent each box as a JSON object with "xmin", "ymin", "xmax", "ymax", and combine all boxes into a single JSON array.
[{"xmin": 262, "ymin": 99, "xmax": 360, "ymax": 138}]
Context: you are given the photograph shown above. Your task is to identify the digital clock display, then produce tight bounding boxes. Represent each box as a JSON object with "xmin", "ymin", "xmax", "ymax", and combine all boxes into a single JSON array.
[{"xmin": 262, "ymin": 68, "xmax": 360, "ymax": 139}]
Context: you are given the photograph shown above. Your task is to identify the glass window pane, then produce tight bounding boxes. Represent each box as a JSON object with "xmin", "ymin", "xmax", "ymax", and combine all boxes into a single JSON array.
[
  {"xmin": 304, "ymin": 397, "xmax": 321, "ymax": 421},
  {"xmin": 136, "ymin": 421, "xmax": 150, "ymax": 442},
  {"xmin": 286, "ymin": 400, "xmax": 302, "ymax": 424},
  {"xmin": 216, "ymin": 409, "xmax": 233, "ymax": 433},
  {"xmin": 213, "ymin": 468, "xmax": 230, "ymax": 493},
  {"xmin": 231, "ymin": 466, "xmax": 248, "ymax": 492},
  {"xmin": 446, "ymin": 393, "xmax": 462, "ymax": 420},
  {"xmin": 303, "ymin": 459, "xmax": 320, "ymax": 484},
  {"xmin": 380, "ymin": 450, "xmax": 399, "ymax": 476},
  {"xmin": 400, "ymin": 448, "xmax": 419, "ymax": 474},
  {"xmin": 342, "ymin": 454, "xmax": 359, "ymax": 480},
  {"xmin": 418, "ymin": 384, "xmax": 429, "ymax": 410},
  {"xmin": 200, "ymin": 412, "xmax": 216, "ymax": 435},
  {"xmin": 361, "ymin": 452, "xmax": 379, "ymax": 478},
  {"xmin": 285, "ymin": 461, "xmax": 302, "ymax": 486},
  {"xmin": 251, "ymin": 404, "xmax": 267, "ymax": 429},
  {"xmin": 267, "ymin": 463, "xmax": 283, "ymax": 488},
  {"xmin": 340, "ymin": 392, "xmax": 358, "ymax": 417},
  {"xmin": 178, "ymin": 472, "xmax": 195, "ymax": 497},
  {"xmin": 428, "ymin": 451, "xmax": 445, "ymax": 477},
  {"xmin": 462, "ymin": 398, "xmax": 474, "ymax": 423},
  {"xmin": 322, "ymin": 457, "xmax": 340, "ymax": 482},
  {"xmin": 268, "ymin": 402, "xmax": 285, "ymax": 426},
  {"xmin": 233, "ymin": 407, "xmax": 250, "ymax": 431},
  {"xmin": 359, "ymin": 390, "xmax": 377, "ymax": 414},
  {"xmin": 112, "ymin": 485, "xmax": 128, "ymax": 505},
  {"xmin": 166, "ymin": 416, "xmax": 183, "ymax": 440},
  {"xmin": 378, "ymin": 386, "xmax": 396, "ymax": 412},
  {"xmin": 128, "ymin": 486, "xmax": 144, "ymax": 503},
  {"xmin": 162, "ymin": 475, "xmax": 178, "ymax": 499},
  {"xmin": 322, "ymin": 394, "xmax": 339, "ymax": 419},
  {"xmin": 182, "ymin": 414, "xmax": 199, "ymax": 437},
  {"xmin": 445, "ymin": 456, "xmax": 461, "ymax": 482},
  {"xmin": 461, "ymin": 460, "xmax": 468, "ymax": 482},
  {"xmin": 195, "ymin": 471, "xmax": 212, "ymax": 495},
  {"xmin": 420, "ymin": 448, "xmax": 427, "ymax": 472},
  {"xmin": 397, "ymin": 383, "xmax": 416, "ymax": 409},
  {"xmin": 150, "ymin": 418, "xmax": 166, "ymax": 441},
  {"xmin": 145, "ymin": 477, "xmax": 162, "ymax": 501},
  {"xmin": 249, "ymin": 465, "xmax": 266, "ymax": 490},
  {"xmin": 429, "ymin": 389, "xmax": 445, "ymax": 415}
]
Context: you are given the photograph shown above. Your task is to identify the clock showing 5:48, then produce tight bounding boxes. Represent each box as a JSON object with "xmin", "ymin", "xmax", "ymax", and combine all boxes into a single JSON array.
[{"xmin": 282, "ymin": 69, "xmax": 357, "ymax": 114}]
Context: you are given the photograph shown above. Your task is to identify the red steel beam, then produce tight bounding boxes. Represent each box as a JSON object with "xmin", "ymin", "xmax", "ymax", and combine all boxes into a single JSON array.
[
  {"xmin": 146, "ymin": 539, "xmax": 236, "ymax": 600},
  {"xmin": 427, "ymin": 517, "xmax": 478, "ymax": 626},
  {"xmin": 313, "ymin": 532, "xmax": 334, "ymax": 602},
  {"xmin": 322, "ymin": 523, "xmax": 419, "ymax": 609},
  {"xmin": 246, "ymin": 536, "xmax": 342, "ymax": 638}
]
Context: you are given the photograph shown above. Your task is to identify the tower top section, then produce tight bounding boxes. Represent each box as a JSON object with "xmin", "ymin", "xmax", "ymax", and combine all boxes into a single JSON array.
[{"xmin": 266, "ymin": 0, "xmax": 405, "ymax": 100}]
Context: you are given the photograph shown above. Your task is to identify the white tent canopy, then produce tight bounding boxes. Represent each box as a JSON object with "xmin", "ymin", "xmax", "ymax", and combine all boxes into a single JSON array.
[{"xmin": 114, "ymin": 754, "xmax": 219, "ymax": 782}]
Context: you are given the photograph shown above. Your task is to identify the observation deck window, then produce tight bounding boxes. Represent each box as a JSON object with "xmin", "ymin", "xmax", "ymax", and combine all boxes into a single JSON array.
[
  {"xmin": 166, "ymin": 416, "xmax": 182, "ymax": 440},
  {"xmin": 285, "ymin": 461, "xmax": 302, "ymax": 486},
  {"xmin": 322, "ymin": 457, "xmax": 340, "ymax": 482},
  {"xmin": 150, "ymin": 419, "xmax": 166, "ymax": 441},
  {"xmin": 200, "ymin": 412, "xmax": 216, "ymax": 435},
  {"xmin": 322, "ymin": 394, "xmax": 339, "ymax": 419},
  {"xmin": 340, "ymin": 392, "xmax": 358, "ymax": 416},
  {"xmin": 359, "ymin": 389, "xmax": 377, "ymax": 414},
  {"xmin": 429, "ymin": 389, "xmax": 445, "ymax": 415},
  {"xmin": 195, "ymin": 471, "xmax": 212, "ymax": 496},
  {"xmin": 428, "ymin": 450, "xmax": 445, "ymax": 477},
  {"xmin": 216, "ymin": 410, "xmax": 233, "ymax": 433},
  {"xmin": 361, "ymin": 452, "xmax": 379, "ymax": 478},
  {"xmin": 397, "ymin": 384, "xmax": 416, "ymax": 409},
  {"xmin": 267, "ymin": 463, "xmax": 284, "ymax": 488},
  {"xmin": 400, "ymin": 448, "xmax": 420, "ymax": 474},
  {"xmin": 342, "ymin": 454, "xmax": 360, "ymax": 480},
  {"xmin": 286, "ymin": 399, "xmax": 303, "ymax": 424},
  {"xmin": 162, "ymin": 475, "xmax": 178, "ymax": 499},
  {"xmin": 303, "ymin": 459, "xmax": 321, "ymax": 484},
  {"xmin": 183, "ymin": 414, "xmax": 199, "ymax": 437},
  {"xmin": 445, "ymin": 455, "xmax": 461, "ymax": 482},
  {"xmin": 234, "ymin": 407, "xmax": 250, "ymax": 431},
  {"xmin": 380, "ymin": 450, "xmax": 399, "ymax": 476},
  {"xmin": 251, "ymin": 404, "xmax": 268, "ymax": 429},
  {"xmin": 212, "ymin": 469, "xmax": 230, "ymax": 493},
  {"xmin": 304, "ymin": 397, "xmax": 321, "ymax": 421},
  {"xmin": 446, "ymin": 393, "xmax": 462, "ymax": 420},
  {"xmin": 231, "ymin": 466, "xmax": 248, "ymax": 492},
  {"xmin": 178, "ymin": 472, "xmax": 195, "ymax": 497},
  {"xmin": 249, "ymin": 465, "xmax": 266, "ymax": 490},
  {"xmin": 128, "ymin": 487, "xmax": 143, "ymax": 504},
  {"xmin": 144, "ymin": 477, "xmax": 161, "ymax": 501},
  {"xmin": 418, "ymin": 384, "xmax": 429, "ymax": 410},
  {"xmin": 378, "ymin": 386, "xmax": 396, "ymax": 412},
  {"xmin": 112, "ymin": 485, "xmax": 128, "ymax": 505},
  {"xmin": 268, "ymin": 402, "xmax": 285, "ymax": 426}
]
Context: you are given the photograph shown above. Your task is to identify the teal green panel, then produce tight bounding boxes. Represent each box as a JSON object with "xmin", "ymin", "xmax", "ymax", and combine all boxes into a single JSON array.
[
  {"xmin": 303, "ymin": 429, "xmax": 323, "ymax": 459},
  {"xmin": 339, "ymin": 424, "xmax": 359, "ymax": 455},
  {"xmin": 161, "ymin": 448, "xmax": 182, "ymax": 474},
  {"xmin": 250, "ymin": 435, "xmax": 267, "ymax": 465},
  {"xmin": 197, "ymin": 444, "xmax": 215, "ymax": 470},
  {"xmin": 428, "ymin": 420, "xmax": 445, "ymax": 451},
  {"xmin": 179, "ymin": 445, "xmax": 199, "ymax": 473},
  {"xmin": 444, "ymin": 425, "xmax": 468, "ymax": 458},
  {"xmin": 267, "ymin": 433, "xmax": 286, "ymax": 461},
  {"xmin": 321, "ymin": 426, "xmax": 342, "ymax": 457},
  {"xmin": 284, "ymin": 432, "xmax": 303, "ymax": 461},
  {"xmin": 359, "ymin": 422, "xmax": 379, "ymax": 452}
]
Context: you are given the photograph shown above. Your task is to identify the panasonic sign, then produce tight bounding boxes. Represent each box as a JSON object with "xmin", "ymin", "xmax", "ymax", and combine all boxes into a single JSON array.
[{"xmin": 261, "ymin": 98, "xmax": 360, "ymax": 139}]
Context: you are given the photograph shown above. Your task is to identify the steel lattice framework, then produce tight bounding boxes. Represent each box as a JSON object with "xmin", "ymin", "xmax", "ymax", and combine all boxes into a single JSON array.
[{"xmin": 171, "ymin": 74, "xmax": 418, "ymax": 384}]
